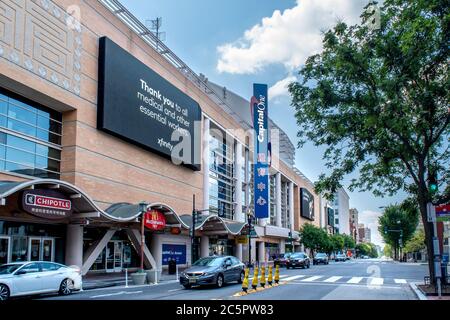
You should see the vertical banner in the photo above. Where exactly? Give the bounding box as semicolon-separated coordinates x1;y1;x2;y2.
252;83;269;219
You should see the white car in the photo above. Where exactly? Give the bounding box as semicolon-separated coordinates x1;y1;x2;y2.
0;261;82;300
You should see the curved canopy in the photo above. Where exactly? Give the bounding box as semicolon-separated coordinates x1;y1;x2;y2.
0;179;187;224
179;214;247;235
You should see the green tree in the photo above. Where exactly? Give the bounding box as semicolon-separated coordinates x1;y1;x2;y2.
343;234;356;249
356;242;378;258
383;244;393;258
404;229;426;254
299;224;330;255
330;234;345;253
378;200;419;260
288;0;449;282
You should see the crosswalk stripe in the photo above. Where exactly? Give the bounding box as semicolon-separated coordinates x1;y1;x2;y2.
301;276;323;282
323;276;342;283
347;277;363;284
279;275;289;278
394;279;407;284
283;275;306;281
368;277;384;285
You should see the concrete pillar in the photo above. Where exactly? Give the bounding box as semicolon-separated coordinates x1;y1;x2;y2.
258;241;265;263
276;172;282;227
235;142;244;222
280;239;286;254
244;148;249;208
149;234;162;270
200;236;209;257
288;181;294;232
65;224;83;268
251;239;257;263
235;243;243;261
203;117;210;210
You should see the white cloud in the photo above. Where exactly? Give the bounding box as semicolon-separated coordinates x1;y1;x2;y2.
359;210;384;247
217;0;367;74
268;75;297;100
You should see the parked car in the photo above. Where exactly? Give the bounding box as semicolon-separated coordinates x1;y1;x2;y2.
334;254;347;262
286;252;310;269
362;255;369;259
273;253;292;267
313;253;329;265
0;261;82;301
179;256;245;289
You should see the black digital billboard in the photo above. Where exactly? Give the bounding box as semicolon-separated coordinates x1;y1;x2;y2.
97;37;201;170
300;188;315;221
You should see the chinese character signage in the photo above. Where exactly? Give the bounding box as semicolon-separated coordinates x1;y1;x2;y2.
252;83;269;219
22;189;73;220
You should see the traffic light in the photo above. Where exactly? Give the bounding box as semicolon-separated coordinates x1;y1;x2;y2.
428;170;438;194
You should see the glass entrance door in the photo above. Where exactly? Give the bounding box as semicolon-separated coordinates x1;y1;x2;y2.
0;237;10;264
106;241;123;272
28;237;54;262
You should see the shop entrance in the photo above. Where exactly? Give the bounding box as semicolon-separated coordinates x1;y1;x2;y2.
28;237;54;262
106;241;123;273
0;236;10;264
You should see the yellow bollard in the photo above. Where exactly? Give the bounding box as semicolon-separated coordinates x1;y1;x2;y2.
251;266;259;290
260;265;266;288
268;265;273;286
242;268;249;293
274;264;280;284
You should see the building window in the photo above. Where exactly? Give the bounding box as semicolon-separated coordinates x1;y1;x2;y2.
0;90;61;179
208;126;235;220
269;175;276;225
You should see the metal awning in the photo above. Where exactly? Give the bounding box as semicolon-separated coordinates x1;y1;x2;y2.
179;214;247;235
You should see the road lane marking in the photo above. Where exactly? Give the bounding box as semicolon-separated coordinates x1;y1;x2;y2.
283;275;306;281
279;275;289;278
323;276;342;283
168;288;183;292
301;276;323;282
90;290;143;299
368;277;384;285
347;277;363;284
394;279;407;284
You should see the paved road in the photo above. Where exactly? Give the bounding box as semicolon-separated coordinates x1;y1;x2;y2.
38;259;427;300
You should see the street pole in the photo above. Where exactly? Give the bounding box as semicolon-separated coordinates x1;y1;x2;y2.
427;202;442;297
139;201;148;271
191;194;196;266
248;211;252;267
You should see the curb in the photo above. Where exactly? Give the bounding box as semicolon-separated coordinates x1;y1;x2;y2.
409;282;427;300
82;279;179;291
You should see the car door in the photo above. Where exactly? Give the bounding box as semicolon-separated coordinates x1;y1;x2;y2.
230;257;242;281
39;262;64;292
13;263;43;295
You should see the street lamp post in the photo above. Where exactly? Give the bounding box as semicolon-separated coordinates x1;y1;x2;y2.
247;209;253;267
139;201;148;271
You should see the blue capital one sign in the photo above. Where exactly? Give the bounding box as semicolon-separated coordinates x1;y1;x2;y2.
252;83;269;219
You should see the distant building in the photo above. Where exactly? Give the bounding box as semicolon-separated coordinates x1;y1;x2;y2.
332;188;350;235
358;223;371;243
349;208;359;243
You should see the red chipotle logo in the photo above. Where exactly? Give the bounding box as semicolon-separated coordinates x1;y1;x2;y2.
22;190;73;220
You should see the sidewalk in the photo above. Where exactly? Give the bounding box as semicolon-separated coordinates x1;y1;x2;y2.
82;270;182;290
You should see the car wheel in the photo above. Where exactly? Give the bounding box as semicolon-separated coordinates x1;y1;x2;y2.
216;274;224;288
183;284;191;289
238;271;245;284
0;284;10;301
286;265;290;269
59;278;74;296
307;263;310;269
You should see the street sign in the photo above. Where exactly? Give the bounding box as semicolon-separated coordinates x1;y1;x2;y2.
235;236;248;244
427;203;436;222
436;204;450;222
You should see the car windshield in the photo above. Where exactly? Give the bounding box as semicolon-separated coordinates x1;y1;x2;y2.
0;264;23;274
291;253;303;258
193;257;224;267
316;253;326;257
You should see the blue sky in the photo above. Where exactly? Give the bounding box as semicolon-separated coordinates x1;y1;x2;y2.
119;0;405;246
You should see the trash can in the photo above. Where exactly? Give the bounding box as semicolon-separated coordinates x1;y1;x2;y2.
168;258;177;275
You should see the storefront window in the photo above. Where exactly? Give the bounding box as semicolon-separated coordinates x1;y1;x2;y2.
0;89;61;179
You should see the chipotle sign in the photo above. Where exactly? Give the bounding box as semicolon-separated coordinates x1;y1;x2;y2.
22;190;73;220
144;210;166;231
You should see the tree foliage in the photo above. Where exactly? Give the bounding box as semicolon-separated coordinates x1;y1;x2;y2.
299;223;330;254
403;229;426;253
356;242;378;258
378;200;419;248
288;0;449;280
